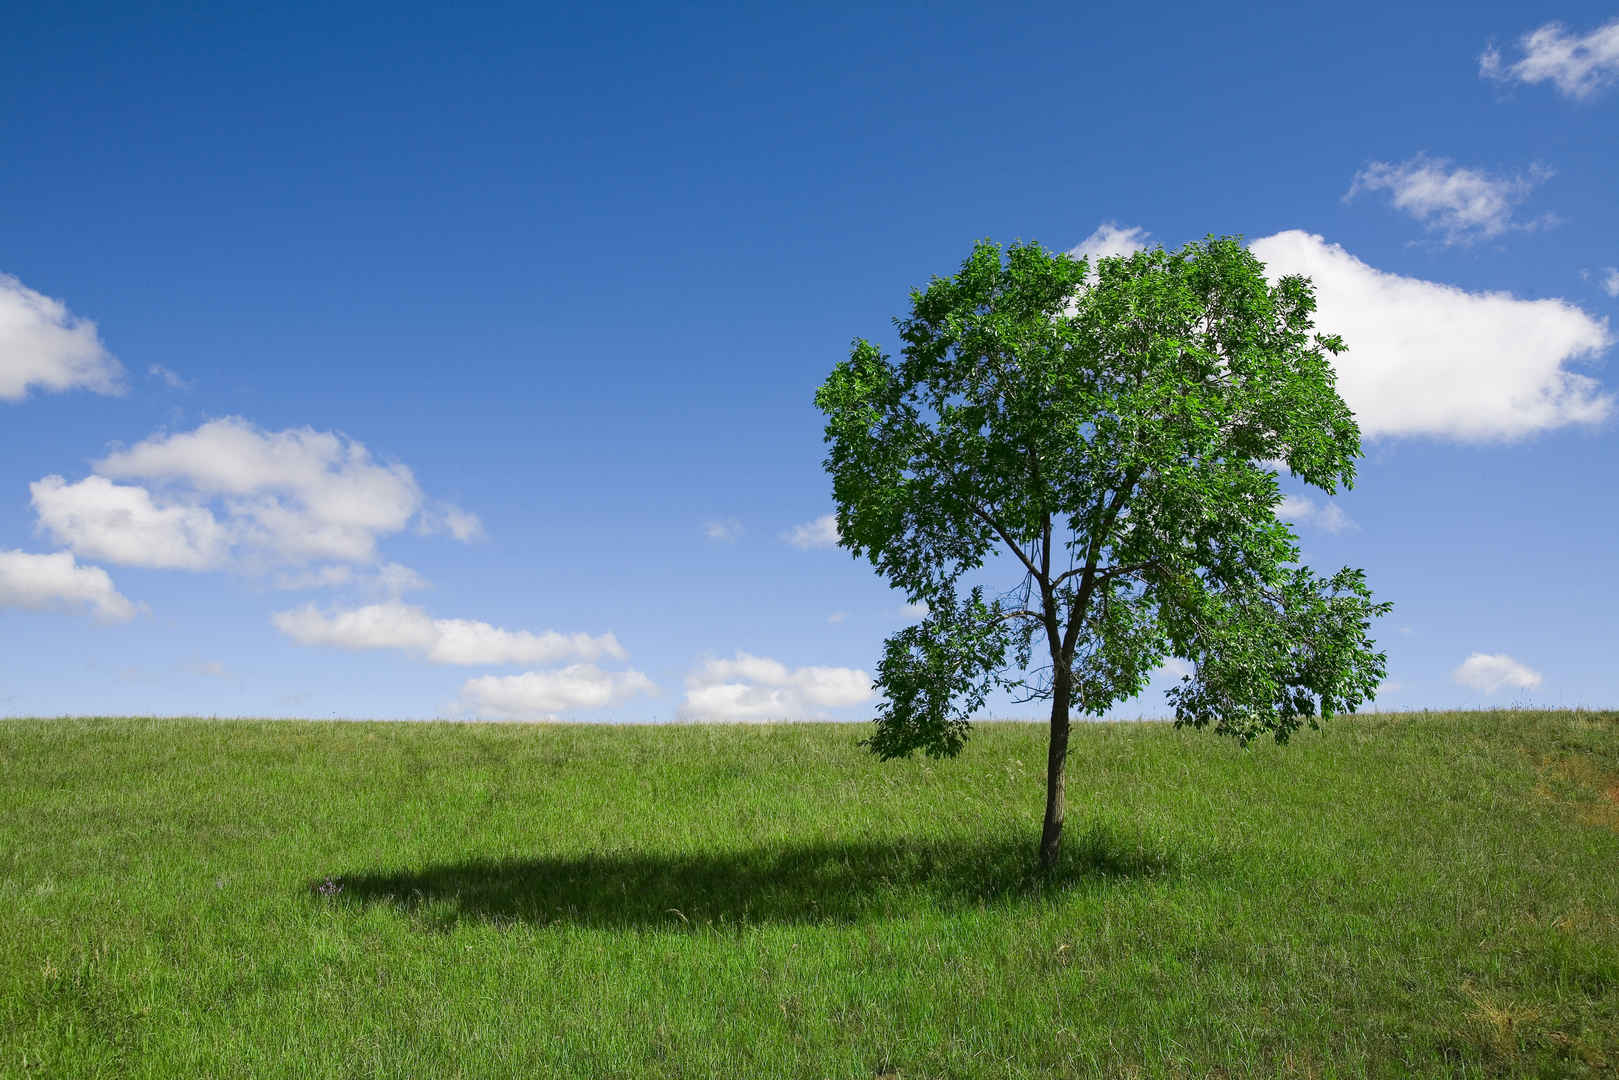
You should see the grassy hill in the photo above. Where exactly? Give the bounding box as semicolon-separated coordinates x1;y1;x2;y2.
2;710;1615;1078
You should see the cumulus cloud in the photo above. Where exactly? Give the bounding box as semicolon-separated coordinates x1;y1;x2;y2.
31;474;230;569
1278;494;1355;533
33;417;481;573
0;274;124;402
1452;652;1543;693
1480;17;1619;101
0;549;135;622
457;665;658;721
704;517;743;542
1343;153;1559;245
1248;230;1613;441
783;513;840;549
271;601;626;666
899;601;930;619
1067;222;1153;278
678;651;874;722
1599;268;1619;298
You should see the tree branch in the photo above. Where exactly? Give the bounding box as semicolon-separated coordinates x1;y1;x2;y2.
969;503;1045;586
984;609;1045;626
1059;467;1143;663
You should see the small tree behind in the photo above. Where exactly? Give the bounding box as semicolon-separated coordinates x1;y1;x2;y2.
815;236;1391;869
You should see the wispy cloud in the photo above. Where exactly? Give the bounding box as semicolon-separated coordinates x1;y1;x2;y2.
148;364;191;390
782;513;840;550
1279;494;1356;533
704;517;743;542
1343;153;1559;246
0;273;124;402
1480;16;1619;101
272;561;428;596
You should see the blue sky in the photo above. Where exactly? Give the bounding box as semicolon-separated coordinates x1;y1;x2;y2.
2;1;1616;723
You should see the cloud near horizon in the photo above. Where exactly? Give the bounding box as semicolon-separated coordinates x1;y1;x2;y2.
1;274;124;402
271;602;626;666
1452;652;1543;694
456;665;658;722
679;651;874;722
31;417;483;574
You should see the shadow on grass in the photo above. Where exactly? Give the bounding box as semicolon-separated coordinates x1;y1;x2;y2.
318;821;1181;930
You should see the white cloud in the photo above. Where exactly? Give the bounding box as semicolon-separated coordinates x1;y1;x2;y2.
420;502;484;542
1278;494;1355;533
1601;268;1619;298
34;416;480;573
1452;652;1543;693
0;274;124;402
372;562;429;596
783;513;840;549
1060;222;1155;316
1248;230;1614;441
456;665;658;721
1067;222;1153;278
704;517;743;542
272;560;428;595
274;564;356;590
148;364;190;389
1157;657;1194;680
678;650;874;722
899;600;930;619
1480;17;1619;101
1344;153;1558;245
271;601;626;666
31;474;230;569
0;549;135;622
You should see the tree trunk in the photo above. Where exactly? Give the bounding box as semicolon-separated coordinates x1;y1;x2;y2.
1039;672;1072;870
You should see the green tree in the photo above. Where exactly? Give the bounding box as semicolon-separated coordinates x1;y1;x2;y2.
815;236;1391;869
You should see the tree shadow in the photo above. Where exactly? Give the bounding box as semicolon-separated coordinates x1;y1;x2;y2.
316;821;1183;931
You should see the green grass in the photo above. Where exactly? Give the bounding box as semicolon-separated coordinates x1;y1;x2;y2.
2;710;1616;1078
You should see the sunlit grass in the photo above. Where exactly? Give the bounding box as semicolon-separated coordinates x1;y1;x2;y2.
2;709;1616;1077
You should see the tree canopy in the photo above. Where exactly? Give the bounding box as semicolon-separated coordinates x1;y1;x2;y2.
815;235;1391;864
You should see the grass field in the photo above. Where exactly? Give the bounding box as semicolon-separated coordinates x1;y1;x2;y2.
1;709;1616;1078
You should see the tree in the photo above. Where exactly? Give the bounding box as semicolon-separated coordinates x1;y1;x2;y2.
814;235;1391;869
